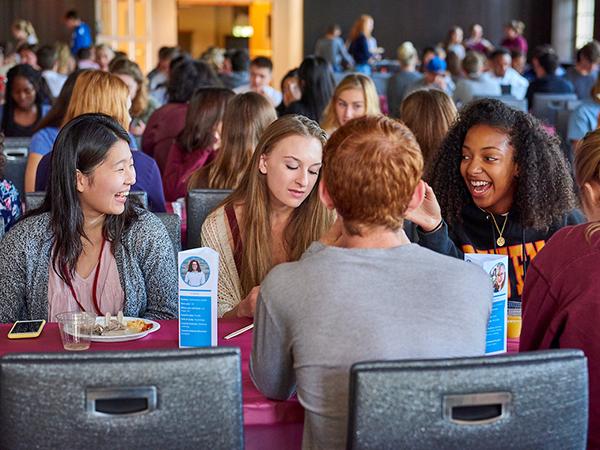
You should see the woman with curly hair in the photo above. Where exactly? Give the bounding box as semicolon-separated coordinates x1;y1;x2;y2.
408;98;584;312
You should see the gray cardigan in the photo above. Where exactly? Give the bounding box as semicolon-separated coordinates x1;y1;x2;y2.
0;210;178;323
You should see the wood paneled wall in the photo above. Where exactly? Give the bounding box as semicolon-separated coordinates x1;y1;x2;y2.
0;0;95;49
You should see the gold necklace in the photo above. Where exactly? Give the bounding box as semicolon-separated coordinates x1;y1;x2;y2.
479;207;509;246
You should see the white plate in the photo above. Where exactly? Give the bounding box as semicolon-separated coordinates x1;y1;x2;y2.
87;317;161;343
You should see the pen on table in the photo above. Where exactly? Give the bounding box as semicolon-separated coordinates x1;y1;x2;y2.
223;324;254;340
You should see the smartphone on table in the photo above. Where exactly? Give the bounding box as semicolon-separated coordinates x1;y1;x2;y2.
7;320;46;339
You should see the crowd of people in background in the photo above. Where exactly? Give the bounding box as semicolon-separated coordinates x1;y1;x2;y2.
2;9;600;449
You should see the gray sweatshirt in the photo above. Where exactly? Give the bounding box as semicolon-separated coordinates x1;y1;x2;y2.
0;210;178;322
251;242;491;450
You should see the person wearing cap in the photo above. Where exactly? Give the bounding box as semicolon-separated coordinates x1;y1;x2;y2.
407;55;455;97
386;41;424;118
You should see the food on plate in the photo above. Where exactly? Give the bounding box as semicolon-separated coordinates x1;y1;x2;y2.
127;319;153;333
92;312;152;336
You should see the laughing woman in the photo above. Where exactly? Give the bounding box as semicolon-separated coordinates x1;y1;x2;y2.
407;99;583;311
0;114;178;323
200;115;334;318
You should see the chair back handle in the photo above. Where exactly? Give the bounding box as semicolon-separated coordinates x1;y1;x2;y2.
86;386;157;417
443;392;511;425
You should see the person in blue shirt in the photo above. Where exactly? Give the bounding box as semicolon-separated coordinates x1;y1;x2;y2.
64;10;92;56
568;76;600;150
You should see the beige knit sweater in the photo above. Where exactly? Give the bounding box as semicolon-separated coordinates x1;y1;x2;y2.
200;206;243;317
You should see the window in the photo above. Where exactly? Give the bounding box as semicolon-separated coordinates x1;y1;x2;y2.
576;0;595;49
95;0;150;71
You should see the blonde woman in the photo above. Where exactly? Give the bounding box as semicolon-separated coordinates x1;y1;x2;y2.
12;19;38;47
201;115;334;317
387;41;423;118
188;92;277;190
95;43;115;71
321;74;380;135
520;128;600;447
110;58;159;136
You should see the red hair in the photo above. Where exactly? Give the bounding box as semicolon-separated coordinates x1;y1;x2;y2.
323;115;423;234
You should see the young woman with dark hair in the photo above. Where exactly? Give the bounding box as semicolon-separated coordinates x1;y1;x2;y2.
275;69;301;117
0;113;177;323
0;132;22;235
162;87;234;201
142;59;222;173
188;92;277;190
0;64;51;137
284;56;334;122
407;99;583;314
24;69;85;192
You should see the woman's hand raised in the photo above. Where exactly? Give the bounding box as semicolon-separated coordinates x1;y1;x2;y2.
405;182;443;232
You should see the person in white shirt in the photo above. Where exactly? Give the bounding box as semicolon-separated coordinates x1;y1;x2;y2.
184;260;207;287
453;51;501;107
36;45;67;99
234;56;282;107
485;48;529;100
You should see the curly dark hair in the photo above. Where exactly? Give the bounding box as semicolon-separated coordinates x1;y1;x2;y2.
428;99;577;230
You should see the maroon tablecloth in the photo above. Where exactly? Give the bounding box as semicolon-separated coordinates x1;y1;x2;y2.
0;318;304;450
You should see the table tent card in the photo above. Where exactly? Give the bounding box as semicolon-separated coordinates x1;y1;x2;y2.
178;248;218;348
464;253;508;355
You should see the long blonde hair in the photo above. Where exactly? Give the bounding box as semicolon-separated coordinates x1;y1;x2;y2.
575;129;600;239
225;115;333;296
12;19;38;44
63;71;131;129
321;74;380;133
188;92;277;190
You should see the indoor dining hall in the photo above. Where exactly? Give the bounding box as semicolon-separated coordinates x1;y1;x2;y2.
1;0;600;448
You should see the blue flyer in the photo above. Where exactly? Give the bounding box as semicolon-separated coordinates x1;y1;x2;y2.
178;248;218;348
464;253;508;354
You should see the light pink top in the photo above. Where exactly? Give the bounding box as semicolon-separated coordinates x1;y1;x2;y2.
47;243;125;322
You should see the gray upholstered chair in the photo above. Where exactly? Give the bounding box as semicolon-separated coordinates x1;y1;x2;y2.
3;137;30;157
186;189;232;249
24;191;46;211
347;349;588;450
155;212;182;255
0;348;243;450
4;154;27;198
531;93;578;127
130;191;149;209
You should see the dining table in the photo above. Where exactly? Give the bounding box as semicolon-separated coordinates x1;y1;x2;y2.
0;318;305;450
0;317;521;449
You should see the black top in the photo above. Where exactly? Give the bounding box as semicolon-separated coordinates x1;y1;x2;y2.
416;202;585;305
